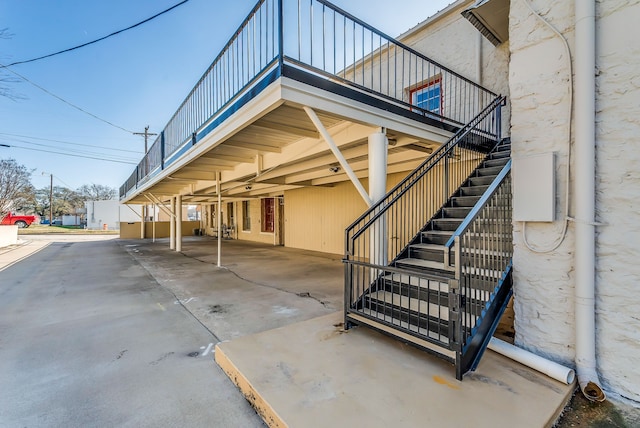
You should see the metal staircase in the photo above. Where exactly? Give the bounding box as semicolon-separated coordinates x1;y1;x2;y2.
345;97;513;379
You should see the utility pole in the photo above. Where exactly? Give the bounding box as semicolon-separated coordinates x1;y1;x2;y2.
42;172;53;226
133;125;158;153
133;126;157;225
49;174;53;226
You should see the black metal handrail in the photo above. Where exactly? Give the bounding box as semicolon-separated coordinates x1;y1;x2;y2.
122;0;279;198
344;95;504;263
120;0;499;198
285;0;496;127
343;138;512;379
449;160;512;379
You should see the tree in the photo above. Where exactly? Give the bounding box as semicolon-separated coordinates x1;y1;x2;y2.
52;186;84;217
26;183;116;221
77;184;116;201
0;28;24;101
0;158;34;219
31;187;50;218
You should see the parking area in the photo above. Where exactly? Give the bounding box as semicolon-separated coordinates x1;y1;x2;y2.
118;236;344;341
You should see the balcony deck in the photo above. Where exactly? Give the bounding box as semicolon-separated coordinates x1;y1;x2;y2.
120;0;497;205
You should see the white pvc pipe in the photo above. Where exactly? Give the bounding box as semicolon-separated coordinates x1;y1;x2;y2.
488;338;575;385
176;194;182;252
303;106;373;207
170;197;176;250
574;0;605;402
368;131;388;266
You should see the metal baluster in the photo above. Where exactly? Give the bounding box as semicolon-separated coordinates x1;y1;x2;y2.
333;9;336;75
352;19;355;82
322;4;326;71
343;15;346;79
310;0;313;66
298;0;301;60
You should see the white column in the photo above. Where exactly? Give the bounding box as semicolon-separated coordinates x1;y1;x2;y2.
202;204;211;233
176;194;182;252
140;205;145;239
217;172;222;267
199;204;203;233
369;131;388;266
170;196;176;250
152;204;156;243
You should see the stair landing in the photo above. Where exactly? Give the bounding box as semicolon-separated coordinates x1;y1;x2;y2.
215;312;574;428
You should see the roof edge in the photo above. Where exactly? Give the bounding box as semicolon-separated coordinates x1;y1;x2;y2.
396;0;473;42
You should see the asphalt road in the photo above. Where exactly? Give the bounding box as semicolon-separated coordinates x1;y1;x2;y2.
0;237;263;427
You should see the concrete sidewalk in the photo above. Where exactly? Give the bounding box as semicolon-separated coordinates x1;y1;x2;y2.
121;237;574;427
216;312;572;428
0;239;50;271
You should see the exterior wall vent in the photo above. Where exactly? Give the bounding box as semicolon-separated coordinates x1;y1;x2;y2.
462;0;510;46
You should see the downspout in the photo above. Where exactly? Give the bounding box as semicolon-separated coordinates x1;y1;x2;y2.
574;0;605;402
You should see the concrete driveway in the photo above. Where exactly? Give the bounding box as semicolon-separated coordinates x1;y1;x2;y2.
0;236;263;427
119;237;344;341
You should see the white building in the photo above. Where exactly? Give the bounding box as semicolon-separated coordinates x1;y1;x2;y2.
85;200;144;230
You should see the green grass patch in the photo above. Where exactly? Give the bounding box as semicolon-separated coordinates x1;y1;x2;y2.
18;225;119;235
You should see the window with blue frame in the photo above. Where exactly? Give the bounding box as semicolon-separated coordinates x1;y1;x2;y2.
410;78;442;114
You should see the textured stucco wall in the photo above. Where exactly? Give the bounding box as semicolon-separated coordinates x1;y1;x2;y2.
593;0;640;401
509;0;640;402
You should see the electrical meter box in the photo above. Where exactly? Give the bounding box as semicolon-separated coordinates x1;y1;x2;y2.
512;152;556;222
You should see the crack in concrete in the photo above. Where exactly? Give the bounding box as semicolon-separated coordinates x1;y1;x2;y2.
182;252;331;309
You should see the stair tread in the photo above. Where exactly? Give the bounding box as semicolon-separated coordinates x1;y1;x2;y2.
460;248;511;257
349;311;454;358
366;290;478;328
368;290;450;321
410;243;446;251
383;273;450;292
422;230;454;236
395;258;452;273
483;159;509;167
359;309;451;345
461;266;505;278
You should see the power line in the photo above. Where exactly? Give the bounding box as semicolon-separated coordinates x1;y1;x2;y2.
3;144;137;165
2;0;190;68
0;64;134;133
2;138;140;162
45;174;73;189
0;132;143;154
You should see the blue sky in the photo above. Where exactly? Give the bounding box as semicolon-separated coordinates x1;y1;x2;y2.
0;0;453;193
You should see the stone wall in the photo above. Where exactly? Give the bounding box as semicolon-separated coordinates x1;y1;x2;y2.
509;0;640;402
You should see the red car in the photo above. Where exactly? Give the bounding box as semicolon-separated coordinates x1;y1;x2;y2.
0;212;38;228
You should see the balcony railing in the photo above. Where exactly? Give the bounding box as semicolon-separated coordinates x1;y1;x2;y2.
448;160;512;379
120;0;497;198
